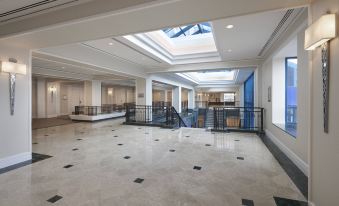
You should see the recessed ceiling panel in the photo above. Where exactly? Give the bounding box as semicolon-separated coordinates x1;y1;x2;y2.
83;38;162;67
212;10;287;61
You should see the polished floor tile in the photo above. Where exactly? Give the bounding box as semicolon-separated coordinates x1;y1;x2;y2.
0;118;306;206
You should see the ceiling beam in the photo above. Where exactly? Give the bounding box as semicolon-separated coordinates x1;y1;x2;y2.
0;0;309;49
150;59;263;73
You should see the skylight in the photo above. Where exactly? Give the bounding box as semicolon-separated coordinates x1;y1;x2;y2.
177;70;239;84
163;22;212;38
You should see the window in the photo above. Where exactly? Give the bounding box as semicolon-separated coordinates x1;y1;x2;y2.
244;73;254;128
162;22;212;38
224;93;235;102
285;57;298;136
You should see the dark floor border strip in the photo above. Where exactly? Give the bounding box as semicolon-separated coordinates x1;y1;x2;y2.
123;122;174;129
71;115;125;122
0;153;52;174
258;133;308;199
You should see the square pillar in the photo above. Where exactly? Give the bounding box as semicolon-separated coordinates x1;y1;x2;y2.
188;89;195;109
84;80;101;106
135;77;152;122
172;86;181;113
135;77;152;106
37;78;46;118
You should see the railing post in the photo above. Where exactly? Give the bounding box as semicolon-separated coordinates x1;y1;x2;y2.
261;108;264;132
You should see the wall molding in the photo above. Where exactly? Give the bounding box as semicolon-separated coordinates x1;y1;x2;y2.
265;129;309;176
0;152;32;169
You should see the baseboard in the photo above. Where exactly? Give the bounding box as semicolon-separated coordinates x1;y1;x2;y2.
308;201;316;206
0;152;32;169
265;129;309;176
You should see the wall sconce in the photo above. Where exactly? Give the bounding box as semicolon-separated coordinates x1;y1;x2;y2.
49;86;57;102
304;13;337;133
0;59;27;115
108;88;113;96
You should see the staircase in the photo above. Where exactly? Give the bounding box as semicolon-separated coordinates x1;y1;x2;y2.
205;109;214;129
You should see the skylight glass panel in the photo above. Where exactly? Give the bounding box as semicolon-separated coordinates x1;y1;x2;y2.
163;22;212;38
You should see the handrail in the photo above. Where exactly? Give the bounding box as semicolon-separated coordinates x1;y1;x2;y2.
125;105;187;128
213;107;264;132
170;106;187;127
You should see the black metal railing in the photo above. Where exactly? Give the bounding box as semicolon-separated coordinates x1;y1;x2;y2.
125;105;187;128
213;107;264;132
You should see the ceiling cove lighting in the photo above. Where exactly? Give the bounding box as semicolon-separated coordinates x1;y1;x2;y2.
226;24;234;29
304;13;337;133
0;59;27;115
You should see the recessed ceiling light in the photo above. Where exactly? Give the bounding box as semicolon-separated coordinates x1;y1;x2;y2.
227;49;232;52
108;42;114;46
62;66;65;69
226;24;234;29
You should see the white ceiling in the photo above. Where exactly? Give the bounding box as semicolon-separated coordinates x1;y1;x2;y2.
32;52;133;83
30;6;306;88
0;0;92;25
82;38;164;68
213;10;286;61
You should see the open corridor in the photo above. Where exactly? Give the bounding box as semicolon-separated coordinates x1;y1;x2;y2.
0;119;306;206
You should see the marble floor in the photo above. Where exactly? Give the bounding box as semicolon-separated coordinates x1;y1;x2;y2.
0;118;306;206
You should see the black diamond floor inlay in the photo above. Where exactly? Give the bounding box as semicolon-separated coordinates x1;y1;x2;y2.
134;178;144;183
193;166;202;170
72;148;78;151
235;140;240;141
205;144;211;147
124;156;131;159
154;139;159;141
118;144;123;146
44;134;49;137
63;164;73;169
242;198;254;206
112;130;115;131
273;197;308;206
185;136;190;137
47;195;63;203
169;149;176;152
77;138;82;141
114;135;118;137
32;142;38;145
237;157;244;160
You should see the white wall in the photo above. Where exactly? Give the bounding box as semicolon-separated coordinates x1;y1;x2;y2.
309;1;339;205
259;11;309;175
0;42;32;168
102;85;135;104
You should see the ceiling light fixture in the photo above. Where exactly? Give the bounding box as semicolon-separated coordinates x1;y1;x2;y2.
226;24;234;29
108;42;114;46
227;49;232;52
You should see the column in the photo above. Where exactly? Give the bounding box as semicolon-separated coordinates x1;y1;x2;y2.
84;80;102;106
135;77;152;122
135;77;152;106
188;89;195;109
172;86;181;113
37;78;46;118
164;90;168;102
